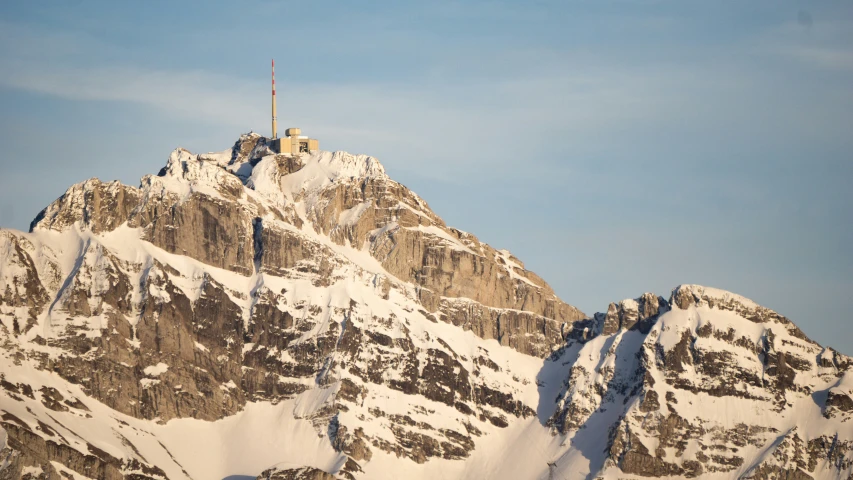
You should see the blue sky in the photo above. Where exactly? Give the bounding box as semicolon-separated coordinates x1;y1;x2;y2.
1;1;851;352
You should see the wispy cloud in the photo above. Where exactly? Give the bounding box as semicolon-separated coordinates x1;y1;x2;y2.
0;63;263;123
749;16;853;72
1;10;851;184
0;31;693;182
782;46;853;72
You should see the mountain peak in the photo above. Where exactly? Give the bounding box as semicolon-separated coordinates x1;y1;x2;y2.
4;133;850;480
23;132;584;343
670;284;760;310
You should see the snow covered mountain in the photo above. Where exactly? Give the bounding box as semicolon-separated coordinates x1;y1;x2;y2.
0;134;850;480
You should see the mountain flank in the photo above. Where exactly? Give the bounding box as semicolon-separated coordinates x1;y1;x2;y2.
0;134;850;479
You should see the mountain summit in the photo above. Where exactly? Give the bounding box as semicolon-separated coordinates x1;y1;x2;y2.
0;135;850;479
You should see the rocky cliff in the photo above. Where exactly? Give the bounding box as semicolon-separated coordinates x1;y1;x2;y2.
0;134;850;479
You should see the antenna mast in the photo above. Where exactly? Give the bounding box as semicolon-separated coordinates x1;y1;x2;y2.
271;59;277;139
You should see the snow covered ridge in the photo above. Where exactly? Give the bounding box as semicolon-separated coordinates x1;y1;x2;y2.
0;133;851;479
158;133;388;197
26;132;584;330
672;284;760;313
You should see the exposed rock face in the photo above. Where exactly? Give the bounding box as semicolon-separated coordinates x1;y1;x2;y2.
0;232;54;334
550;286;853;479
598;292;665;335
257;467;336;480
29;179;140;235
27;135;584;351
0;134;850;480
257;466;337;480
0;420;167;480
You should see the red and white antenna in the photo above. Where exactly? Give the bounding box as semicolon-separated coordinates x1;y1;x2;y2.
271;59;278;139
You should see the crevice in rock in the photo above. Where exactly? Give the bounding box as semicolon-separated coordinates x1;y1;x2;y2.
253;217;264;274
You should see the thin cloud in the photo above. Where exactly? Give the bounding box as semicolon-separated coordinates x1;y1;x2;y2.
783;46;853;72
1;13;851;183
0;63;263;126
0;53;690;182
750;16;853;72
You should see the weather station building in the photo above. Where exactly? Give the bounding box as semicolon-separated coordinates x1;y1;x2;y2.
269;59;319;155
272;127;318;155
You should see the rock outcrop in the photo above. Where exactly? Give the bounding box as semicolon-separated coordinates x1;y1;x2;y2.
550;286;853;479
